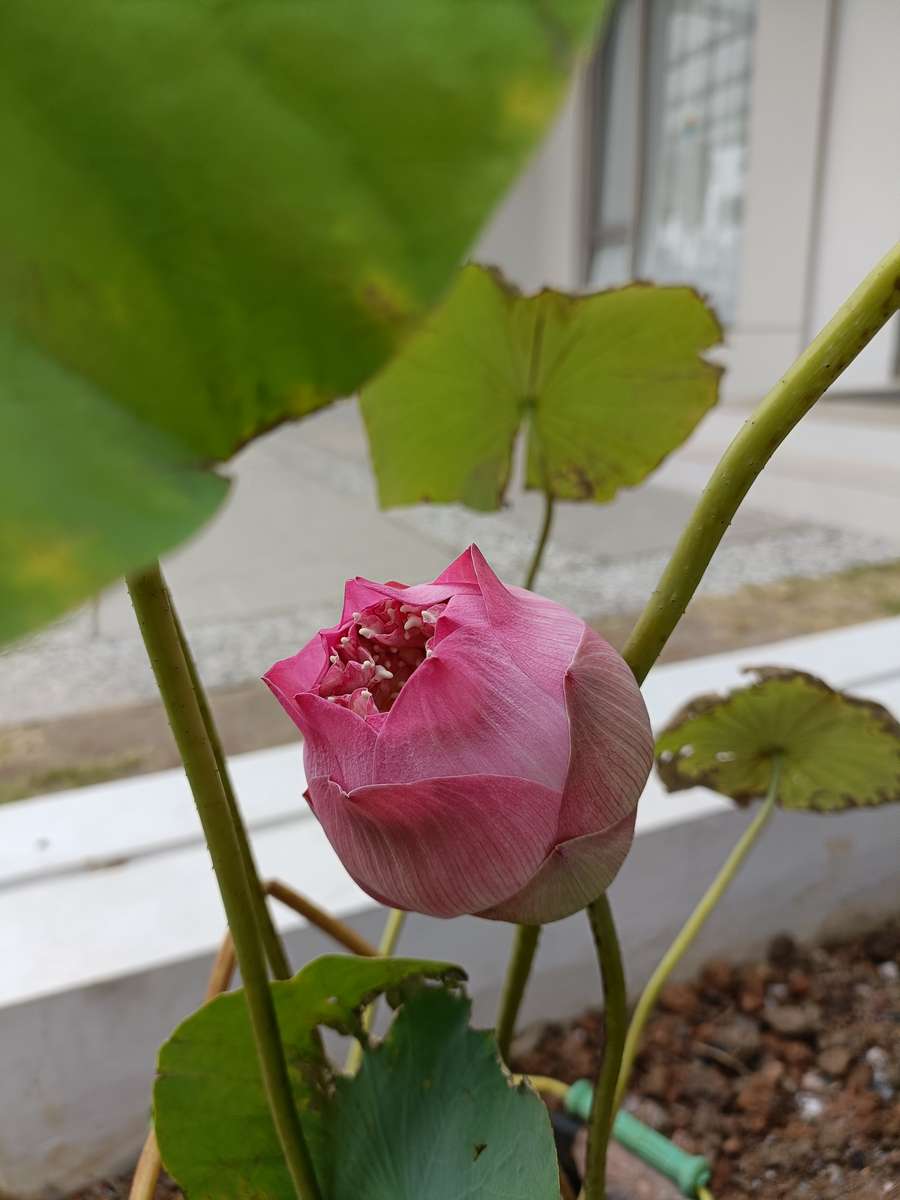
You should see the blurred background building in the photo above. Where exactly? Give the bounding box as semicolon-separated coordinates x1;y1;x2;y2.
478;0;900;402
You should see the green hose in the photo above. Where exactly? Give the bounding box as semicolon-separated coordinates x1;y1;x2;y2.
565;1079;711;1197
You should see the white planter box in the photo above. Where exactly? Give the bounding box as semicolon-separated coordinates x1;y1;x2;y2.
2;619;899;1196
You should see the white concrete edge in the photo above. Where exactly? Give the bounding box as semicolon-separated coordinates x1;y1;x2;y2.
3;617;899;1008
5;615;898;881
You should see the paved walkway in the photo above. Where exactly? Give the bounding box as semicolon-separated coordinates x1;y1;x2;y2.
3;398;900;724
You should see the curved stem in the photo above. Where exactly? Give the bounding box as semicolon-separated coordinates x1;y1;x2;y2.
583;895;627;1200
266;879;377;958
345;908;408;1074
623;242;900;684
613;761;782;1114
129;929;238;1200
128;565;321;1200
523;491;555;590
375;906;407;958
173;608;291;982
495;924;541;1062
512;1073;569;1100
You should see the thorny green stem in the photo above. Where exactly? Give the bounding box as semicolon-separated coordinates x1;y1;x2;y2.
172;607;291;982
345;908;407;1075
623;242;900;684
495;924;541;1063
128;565;321;1200
583;895;628;1200
613;761;782;1115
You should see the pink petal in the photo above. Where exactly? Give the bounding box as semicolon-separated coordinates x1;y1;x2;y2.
429;590;490;649
466;544;585;701
263;635;329;725
432;545;481;586
476;809;637;925
557;627;653;842
293;693;377;792
341;577;400;621
340;574;480;624
307;773;560;917
374;626;570;791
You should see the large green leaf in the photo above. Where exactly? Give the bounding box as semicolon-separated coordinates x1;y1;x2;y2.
656;668;900;811
1;1;606;644
360;264;722;510
155;956;465;1199
328;987;559;1200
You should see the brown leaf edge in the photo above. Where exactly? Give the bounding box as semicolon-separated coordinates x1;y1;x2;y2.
655;666;900;810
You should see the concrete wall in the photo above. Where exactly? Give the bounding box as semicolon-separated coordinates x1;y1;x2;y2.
728;0;834;400
807;0;900;391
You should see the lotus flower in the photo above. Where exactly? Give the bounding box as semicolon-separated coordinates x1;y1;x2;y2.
265;546;652;924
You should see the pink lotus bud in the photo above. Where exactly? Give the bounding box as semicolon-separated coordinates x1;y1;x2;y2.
264;546;652;924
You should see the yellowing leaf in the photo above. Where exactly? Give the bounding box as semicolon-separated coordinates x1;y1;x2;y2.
656;668;900;812
361;265;722;510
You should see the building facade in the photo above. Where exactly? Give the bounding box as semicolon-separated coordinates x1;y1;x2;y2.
477;0;900;402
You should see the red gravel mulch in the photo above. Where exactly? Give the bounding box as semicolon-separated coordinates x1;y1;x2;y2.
511;922;900;1198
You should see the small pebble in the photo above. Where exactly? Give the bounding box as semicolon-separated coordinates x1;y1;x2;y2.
797;1092;826;1120
801;1071;827;1092
819;1045;853;1077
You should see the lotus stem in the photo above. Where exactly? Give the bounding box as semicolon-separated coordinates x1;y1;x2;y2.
613;761;782;1114
345;907;407;1074
128;564;321;1200
623;241;900;683
495;924;542;1062
524;491;555;590
266;879;377;958
512;1073;569;1100
172;607;291;981
128;927;238;1200
583;894;627;1200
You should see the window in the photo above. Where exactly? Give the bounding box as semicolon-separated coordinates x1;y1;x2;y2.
588;0;756;326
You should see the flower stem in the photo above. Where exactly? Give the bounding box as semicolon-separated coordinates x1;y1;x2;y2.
523;491;555;590
613;761;782;1115
171;606;292;982
375;906;407;957
623;242;900;685
495;924;541;1062
266;879;378;958
583;894;627;1200
128;565;321;1200
345;907;408;1074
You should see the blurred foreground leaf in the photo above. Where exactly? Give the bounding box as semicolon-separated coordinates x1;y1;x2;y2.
1;0;605;643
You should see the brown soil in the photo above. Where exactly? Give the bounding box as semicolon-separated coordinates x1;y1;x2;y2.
512;923;900;1199
4;560;900;807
